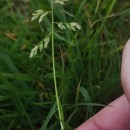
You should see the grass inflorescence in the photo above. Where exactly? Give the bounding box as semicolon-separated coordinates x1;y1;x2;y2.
0;0;130;129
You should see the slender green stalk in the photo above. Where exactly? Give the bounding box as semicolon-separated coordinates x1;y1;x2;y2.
51;0;64;130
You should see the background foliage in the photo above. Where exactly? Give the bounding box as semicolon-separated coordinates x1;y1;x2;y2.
0;0;130;129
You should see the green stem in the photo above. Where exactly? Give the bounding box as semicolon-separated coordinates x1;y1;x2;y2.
51;1;64;130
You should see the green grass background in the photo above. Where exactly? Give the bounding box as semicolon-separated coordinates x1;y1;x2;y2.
0;0;130;129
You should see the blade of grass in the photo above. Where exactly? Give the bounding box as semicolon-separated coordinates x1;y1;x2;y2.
40;103;57;130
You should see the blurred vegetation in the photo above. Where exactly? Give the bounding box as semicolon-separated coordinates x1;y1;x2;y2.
0;0;130;129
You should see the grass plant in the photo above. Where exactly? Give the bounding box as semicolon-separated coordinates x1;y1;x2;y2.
0;0;130;129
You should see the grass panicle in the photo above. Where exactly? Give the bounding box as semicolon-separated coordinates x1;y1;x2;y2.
0;0;130;129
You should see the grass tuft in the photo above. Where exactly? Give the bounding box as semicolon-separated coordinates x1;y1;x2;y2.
0;0;130;129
